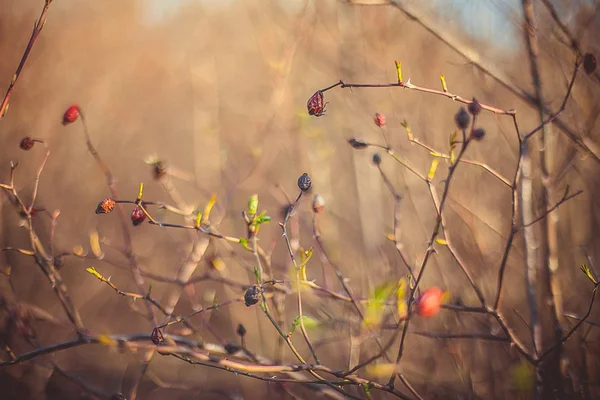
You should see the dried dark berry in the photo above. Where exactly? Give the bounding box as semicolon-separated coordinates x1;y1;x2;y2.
348;138;369;149
584;53;597;74
152;161;167;180
96;198;116;214
54;255;65;269
19;136;35;151
297;173;312;192
372;153;382;166
62;105;80;125
237;323;247;337
244;284;261;307
471;128;486;141
131;206;147;226
467;98;482;116
454;107;471;130
307;91;327;117
312;194;325;214
224;343;242;354
151;327;164;345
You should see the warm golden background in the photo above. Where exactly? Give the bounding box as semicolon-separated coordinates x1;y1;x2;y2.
1;0;600;399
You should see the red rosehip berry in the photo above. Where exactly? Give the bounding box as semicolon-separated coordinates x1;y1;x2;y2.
416;287;443;317
374;113;386;127
62;105;80;125
19;136;35;150
131;206;147;226
307;91;327;117
151;327;164;345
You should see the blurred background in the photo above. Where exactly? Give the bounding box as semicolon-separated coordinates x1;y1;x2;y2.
1;0;599;399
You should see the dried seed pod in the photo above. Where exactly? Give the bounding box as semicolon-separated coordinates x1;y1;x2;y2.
151;327;165;345
312;194;325;214
471;128;486;141
584;53;597;74
96;198;116;214
236;323;247;337
244;284;261;307
62;105;80;125
307;91;326;117
454;107;470;130
374;113;386;127
372;153;382;166
467;98;482;116
19;136;35;151
131;206;147;226
297;173;312;192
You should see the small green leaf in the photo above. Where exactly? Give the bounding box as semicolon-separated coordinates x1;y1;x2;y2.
239;238;250;250
248;194;258;216
580;264;598;284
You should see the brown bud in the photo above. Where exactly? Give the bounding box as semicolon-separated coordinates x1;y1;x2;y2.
454;107;471;130
471;128;486;141
468;98;482;116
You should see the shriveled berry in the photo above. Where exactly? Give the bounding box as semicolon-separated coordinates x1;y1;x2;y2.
131;206;147;226
372;153;382;166
307;91;327;117
416;287;443;317
19;136;35;150
54;255;65;269
584;53;597;74
348;138;369;149
312;194;325;214
224;343;242;354
468;98;482;116
62;105;80;125
152;161;167;180
454;107;470;130
244;284;261;307
96;198;116;214
297;173;311;192
471;128;486;141
237;323;247;337
374;113;386;127
151;327;164;345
